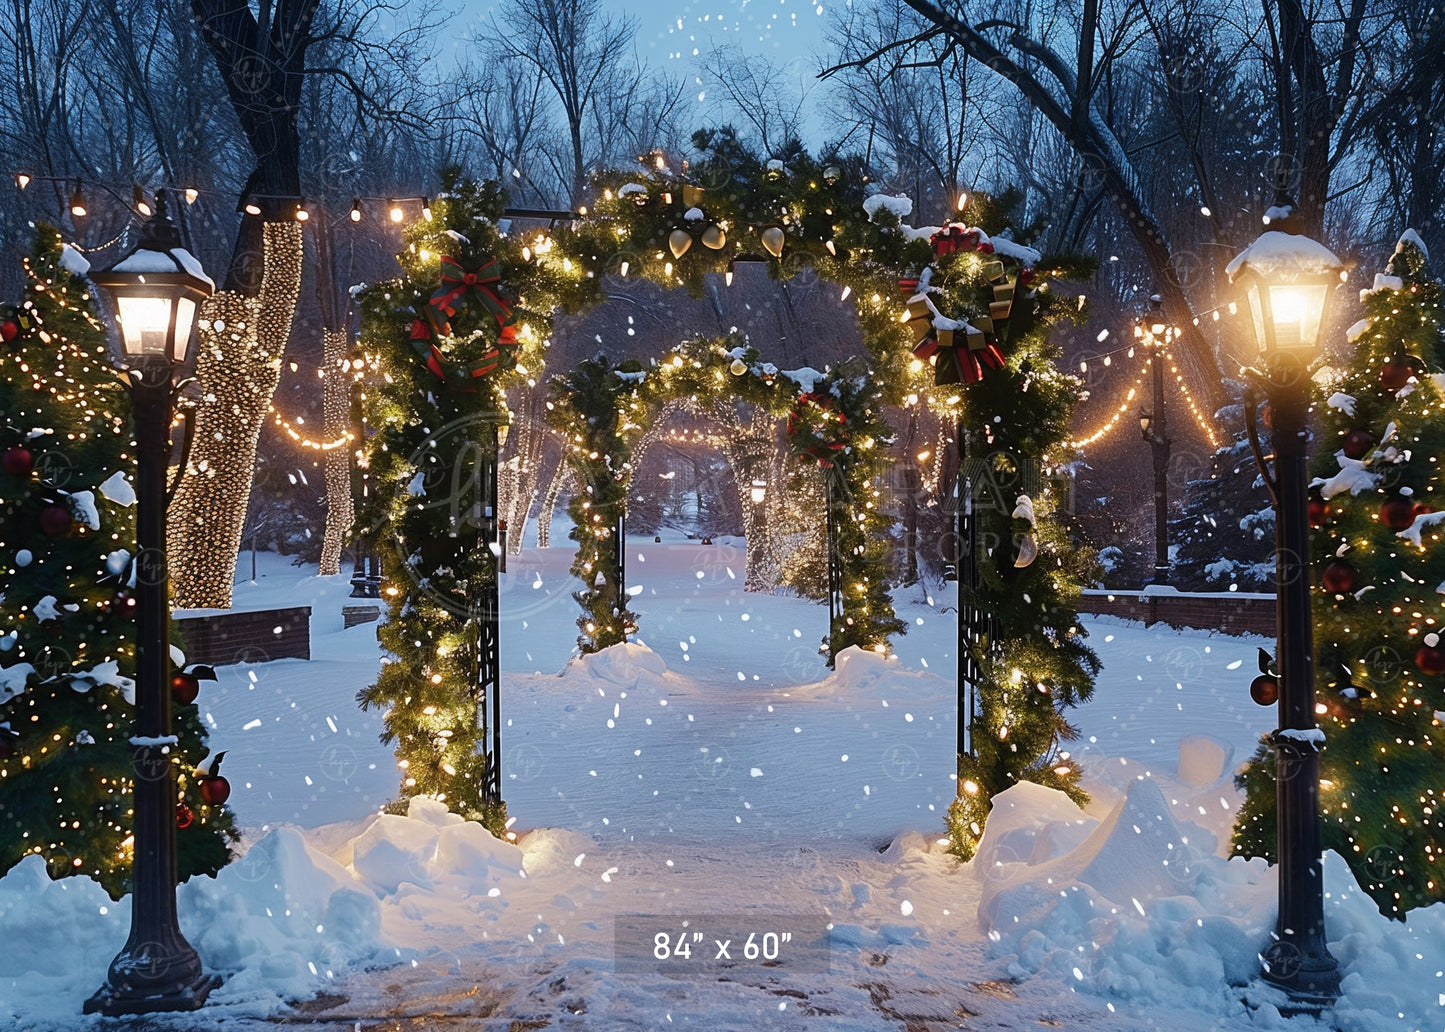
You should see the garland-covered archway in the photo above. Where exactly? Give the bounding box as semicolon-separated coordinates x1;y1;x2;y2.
544;337;899;660
354;145;1100;857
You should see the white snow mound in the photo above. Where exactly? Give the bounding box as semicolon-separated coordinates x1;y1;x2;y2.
568;641;668;687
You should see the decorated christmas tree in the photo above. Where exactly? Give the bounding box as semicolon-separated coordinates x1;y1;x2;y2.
0;228;235;897
1233;230;1445;917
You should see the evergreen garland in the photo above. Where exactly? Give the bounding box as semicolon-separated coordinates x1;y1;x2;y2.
1233;231;1445;917
0;228;236;897
354;172;576;829
914;197;1102;860
546;355;648;653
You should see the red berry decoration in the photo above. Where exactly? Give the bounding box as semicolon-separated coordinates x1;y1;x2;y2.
1416;634;1445;675
175;803;194;829
1308;496;1329;528
1249;673;1279;706
170;671;200;705
39;504;71;536
1;447;33;477
1342;430;1375;459
1381;357;1415;391
198;751;231;806
1381;495;1417;531
1321;560;1357;594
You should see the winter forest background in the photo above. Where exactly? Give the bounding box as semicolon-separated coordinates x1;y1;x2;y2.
2;0;1441;586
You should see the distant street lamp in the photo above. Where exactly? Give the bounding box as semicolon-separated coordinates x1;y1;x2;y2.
1137;298;1172;585
85;192;218;1015
1229;198;1347;1008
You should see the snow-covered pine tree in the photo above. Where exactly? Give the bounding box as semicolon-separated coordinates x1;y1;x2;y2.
1233;229;1445;917
1169;412;1277;592
0;228;235;896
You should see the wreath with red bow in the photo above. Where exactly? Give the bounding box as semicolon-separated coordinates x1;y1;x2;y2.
786;391;851;468
408;254;519;391
905;225;1036;387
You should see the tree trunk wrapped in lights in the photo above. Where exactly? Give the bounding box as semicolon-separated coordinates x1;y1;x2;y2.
168;222;304;609
318;329;355;576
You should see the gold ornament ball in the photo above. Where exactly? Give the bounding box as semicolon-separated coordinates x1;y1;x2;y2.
701;225;727;250
761;226;786;258
668;229;693;259
729;358;747;376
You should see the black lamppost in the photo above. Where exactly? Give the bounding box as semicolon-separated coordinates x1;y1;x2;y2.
85;193;219;1015
1137;299;1172;584
1229;200;1346;1008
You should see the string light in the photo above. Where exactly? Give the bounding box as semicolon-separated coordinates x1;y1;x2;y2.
267;404;354;450
1068;359;1151;449
1163;348;1222;449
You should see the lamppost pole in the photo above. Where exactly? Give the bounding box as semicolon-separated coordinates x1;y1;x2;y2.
1139;304;1172;585
85;192;218;1015
1261;350;1338;1004
1229;197;1346;1009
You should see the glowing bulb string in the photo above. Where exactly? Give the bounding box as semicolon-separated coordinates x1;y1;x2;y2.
1066;358;1152;449
266;404;355;451
1162;349;1223;449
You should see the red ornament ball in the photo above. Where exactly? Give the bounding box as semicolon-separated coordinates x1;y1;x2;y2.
1321;560;1357;594
1381;495;1418;531
1308;496;1329;528
200;774;231;806
175;803;194;829
198;751;230;805
170;672;200;706
39;504;72;536
0;320;18;342
1415;644;1445;676
2;447;33;477
1381;357;1415;391
1249;673;1279;706
1342;430;1375;459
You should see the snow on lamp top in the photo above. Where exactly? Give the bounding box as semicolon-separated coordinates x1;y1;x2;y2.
90;191;213;368
1227;207;1345;356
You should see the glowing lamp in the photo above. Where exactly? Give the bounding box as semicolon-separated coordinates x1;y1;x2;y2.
90;192;213;369
1227;211;1345;357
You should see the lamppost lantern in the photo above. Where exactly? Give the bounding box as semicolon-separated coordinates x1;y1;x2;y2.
1227;208;1345;360
1138;410;1153;438
84;190;218;1017
1229;196;1344;1009
749;479;767;505
90;192;213;372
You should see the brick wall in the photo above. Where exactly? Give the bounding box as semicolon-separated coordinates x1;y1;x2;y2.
174;606;311;666
1078;588;1276;637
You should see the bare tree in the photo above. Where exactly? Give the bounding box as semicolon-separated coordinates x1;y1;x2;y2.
700;45;810;158
824;0;1385;404
485;0;638;206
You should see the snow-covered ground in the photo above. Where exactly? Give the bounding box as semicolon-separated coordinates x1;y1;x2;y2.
1;538;1439;1031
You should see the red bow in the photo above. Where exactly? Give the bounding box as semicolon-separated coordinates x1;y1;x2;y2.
430;256;513;327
